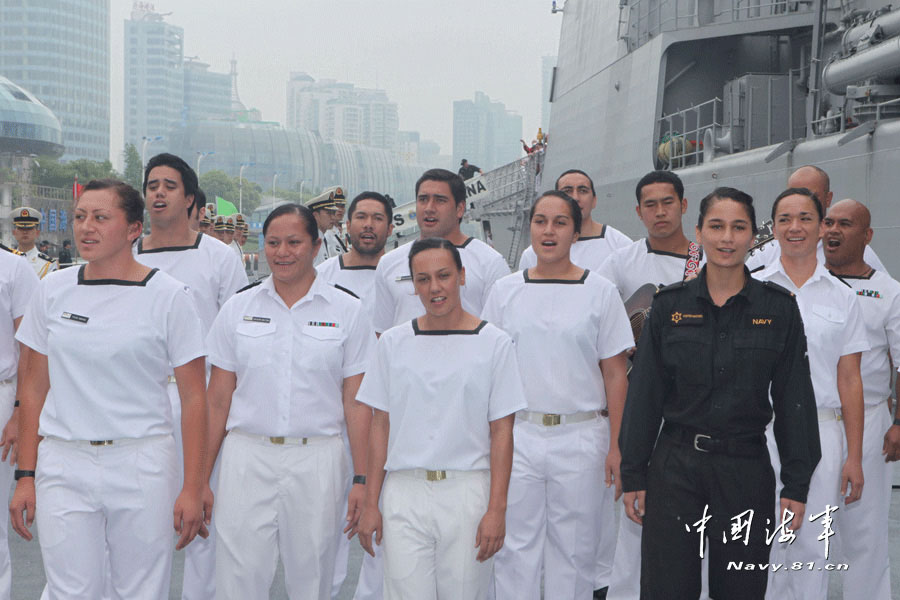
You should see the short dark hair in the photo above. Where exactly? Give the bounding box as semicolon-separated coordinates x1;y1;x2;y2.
555;169;595;196
635;170;684;204
143;153;200;216
772;187;823;221
348;191;393;222
698;187;757;234
530;190;583;234
62;240;71;247
263;203;318;241
80;179;144;226
415;169;466;206
408;237;463;276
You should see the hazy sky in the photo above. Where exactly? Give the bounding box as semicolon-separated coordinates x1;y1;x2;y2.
109;0;562;167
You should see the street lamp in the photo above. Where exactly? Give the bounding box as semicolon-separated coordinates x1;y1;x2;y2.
141;136;164;167
196;151;215;175
272;172;279;196
239;162;255;214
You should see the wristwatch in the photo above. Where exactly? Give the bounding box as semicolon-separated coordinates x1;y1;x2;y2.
352;475;366;485
14;470;35;481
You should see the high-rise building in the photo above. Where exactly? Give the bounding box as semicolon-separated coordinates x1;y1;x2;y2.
124;3;184;156
0;0;110;161
183;59;230;122
452;91;522;171
286;73;399;151
542;55;557;133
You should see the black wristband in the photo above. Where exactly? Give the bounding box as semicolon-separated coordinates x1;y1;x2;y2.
893;418;900;427
13;401;18;408
353;475;366;485
14;470;35;481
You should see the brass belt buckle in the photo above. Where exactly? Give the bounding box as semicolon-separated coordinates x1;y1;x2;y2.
542;413;561;426
693;434;711;452
426;470;446;481
269;436;285;445
90;440;113;446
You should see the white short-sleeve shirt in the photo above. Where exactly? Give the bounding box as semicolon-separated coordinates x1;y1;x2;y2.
206;274;375;438
16;266;205;440
0;249;39;381
316;254;377;322
756;261;869;408
357;320;526;472
135;232;249;335
519;224;632;272
831;270;900;405
373;237;510;333
747;239;886;275
596;239;705;300
482;270;634;414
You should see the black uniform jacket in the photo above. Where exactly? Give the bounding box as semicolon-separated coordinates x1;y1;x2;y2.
619;267;821;503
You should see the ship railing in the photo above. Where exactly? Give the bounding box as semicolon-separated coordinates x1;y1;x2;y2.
622;0;813;48
810;107;846;136
657;97;722;169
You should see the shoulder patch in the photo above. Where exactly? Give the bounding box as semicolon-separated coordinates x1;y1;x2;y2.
236;280;262;294
0;243;22;256
334;283;360;299
655;281;686;296
38;252;53;262
762;280;795;297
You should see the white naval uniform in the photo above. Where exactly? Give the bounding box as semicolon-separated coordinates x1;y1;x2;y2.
23;246;58;279
206;274;374;600
315;254;377;598
325;227;348;257
518;224;631;272
357;319;526;600
135;232;248;600
595;238;706;599
483;270;634;600
229;239;243;261
314;229;331;267
16;266;205;600
0;249;39;599
746;238;887;274
829;269;900;600
355;236;509;600
755;261;869;600
372;237;510;334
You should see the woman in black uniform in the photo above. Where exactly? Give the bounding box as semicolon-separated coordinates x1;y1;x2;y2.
618;187;821;599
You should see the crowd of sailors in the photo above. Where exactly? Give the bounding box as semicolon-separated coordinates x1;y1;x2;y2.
0;152;896;600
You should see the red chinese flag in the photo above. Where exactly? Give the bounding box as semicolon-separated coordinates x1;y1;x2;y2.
72;176;84;200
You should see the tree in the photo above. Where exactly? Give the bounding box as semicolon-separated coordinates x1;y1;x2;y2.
122;144;143;190
198;170;262;215
31;156;118;189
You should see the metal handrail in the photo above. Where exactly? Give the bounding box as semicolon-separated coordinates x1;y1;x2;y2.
657;97;722;168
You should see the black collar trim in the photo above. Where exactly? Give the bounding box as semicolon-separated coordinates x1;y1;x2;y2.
412;318;488;336
78;265;158;286
579;224;607;241
339;255;376;271
456;237;474;249
828;268;876;281
644;238;692;259
136;233;203;254
523;268;589;284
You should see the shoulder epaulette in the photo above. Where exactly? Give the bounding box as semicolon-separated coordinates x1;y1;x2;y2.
236;280;262;294
827;272;853;288
654;281;686;296
37;252;53;262
762;280;795;297
0;243;23;256
334;283;359;299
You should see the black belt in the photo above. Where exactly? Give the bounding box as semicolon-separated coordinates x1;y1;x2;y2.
662;422;766;458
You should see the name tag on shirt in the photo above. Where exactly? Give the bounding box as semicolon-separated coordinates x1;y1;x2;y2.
61;312;89;324
670;311;703;325
749;315;776;327
243;316;271;323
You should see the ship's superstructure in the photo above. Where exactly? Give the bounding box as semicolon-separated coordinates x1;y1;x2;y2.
523;0;900;272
